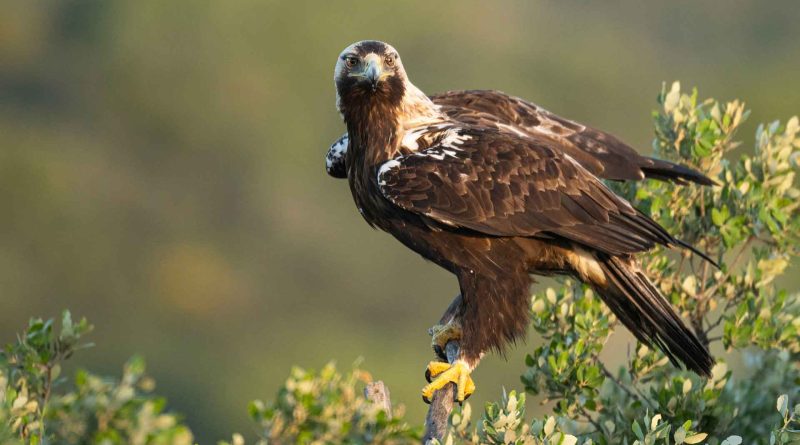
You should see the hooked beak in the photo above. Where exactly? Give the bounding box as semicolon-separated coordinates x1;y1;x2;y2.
364;59;382;91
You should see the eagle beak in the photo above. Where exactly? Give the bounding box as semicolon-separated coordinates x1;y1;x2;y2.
364;59;382;91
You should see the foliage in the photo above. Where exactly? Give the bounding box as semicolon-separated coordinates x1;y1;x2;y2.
441;390;580;445
2;83;799;444
0;311;192;445
239;362;419;444
516;82;800;444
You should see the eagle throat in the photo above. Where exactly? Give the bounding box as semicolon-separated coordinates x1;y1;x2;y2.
341;78;442;228
340;87;404;228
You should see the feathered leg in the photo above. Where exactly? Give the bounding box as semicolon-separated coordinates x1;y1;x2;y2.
422;294;476;403
422;269;532;403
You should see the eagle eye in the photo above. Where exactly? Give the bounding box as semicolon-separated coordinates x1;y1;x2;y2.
384;55;396;67
345;56;359;68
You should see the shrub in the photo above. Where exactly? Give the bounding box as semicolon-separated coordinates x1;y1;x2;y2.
0;312;192;445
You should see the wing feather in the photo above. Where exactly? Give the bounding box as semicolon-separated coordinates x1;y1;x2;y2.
379;128;682;255
432;90;714;185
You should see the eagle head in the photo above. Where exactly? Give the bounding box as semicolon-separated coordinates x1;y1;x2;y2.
334;40;407;114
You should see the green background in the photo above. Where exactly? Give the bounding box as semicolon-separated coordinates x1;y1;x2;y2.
1;1;798;442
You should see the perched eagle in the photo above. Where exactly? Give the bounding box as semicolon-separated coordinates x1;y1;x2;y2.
331;40;714;403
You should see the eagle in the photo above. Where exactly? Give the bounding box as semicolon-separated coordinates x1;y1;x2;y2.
331;40;715;403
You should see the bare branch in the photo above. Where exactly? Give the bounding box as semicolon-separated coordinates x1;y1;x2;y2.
365;381;393;419
421;294;465;444
422;340;459;445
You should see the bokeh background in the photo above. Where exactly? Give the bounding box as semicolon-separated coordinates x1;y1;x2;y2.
1;1;799;442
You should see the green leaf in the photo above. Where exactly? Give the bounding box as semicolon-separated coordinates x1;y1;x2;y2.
562;434;578;445
544;416;556;437
685;433;708;444
777;394;789;417
61;310;74;338
711;207;728;226
632;420;644;440
675;427;686;445
721;436;743;445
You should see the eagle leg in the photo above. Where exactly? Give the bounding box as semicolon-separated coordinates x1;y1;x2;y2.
429;321;463;360
421;360;475;403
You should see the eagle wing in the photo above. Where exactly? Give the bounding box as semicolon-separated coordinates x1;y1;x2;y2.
432;90;713;185
378;128;681;256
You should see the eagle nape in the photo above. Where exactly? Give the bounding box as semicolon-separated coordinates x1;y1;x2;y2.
331;40;715;405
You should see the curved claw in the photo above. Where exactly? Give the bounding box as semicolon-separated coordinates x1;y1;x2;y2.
421;360;475;404
425;360;450;383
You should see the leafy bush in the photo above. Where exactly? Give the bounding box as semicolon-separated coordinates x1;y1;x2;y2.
0;312;192;445
509;82;800;445
243;362;419;444
2;83;799;444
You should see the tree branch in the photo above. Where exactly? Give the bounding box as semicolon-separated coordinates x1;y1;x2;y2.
422;340;459;445
420;294;464;443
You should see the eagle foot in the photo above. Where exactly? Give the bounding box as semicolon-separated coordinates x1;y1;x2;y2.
429;322;463;360
421;360;475;404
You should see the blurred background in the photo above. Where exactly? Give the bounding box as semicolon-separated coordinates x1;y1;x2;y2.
1;1;798;442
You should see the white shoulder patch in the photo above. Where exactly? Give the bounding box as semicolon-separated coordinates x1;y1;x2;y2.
399;122;451;152
410;127;471;161
377;159;402;186
414;147;460;161
440;127;472;148
400;127;430;151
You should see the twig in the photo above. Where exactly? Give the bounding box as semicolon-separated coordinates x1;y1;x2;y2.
600;355;658;411
700;235;755;336
703;314;725;334
702;235;754;302
577;406;604;435
39;363;53;442
599;362;639;403
421;294;464;444
704;288;745;337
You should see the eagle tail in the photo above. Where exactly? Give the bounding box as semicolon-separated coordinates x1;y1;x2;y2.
592;253;714;377
641;157;716;186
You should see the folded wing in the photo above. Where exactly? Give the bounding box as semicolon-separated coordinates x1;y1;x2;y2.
378;128;685;256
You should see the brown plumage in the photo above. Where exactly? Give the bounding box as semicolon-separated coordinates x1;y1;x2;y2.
327;89;714;186
331;41;714;397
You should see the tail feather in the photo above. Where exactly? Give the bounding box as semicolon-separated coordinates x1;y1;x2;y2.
631;209;720;269
674;238;720;269
593;254;714;377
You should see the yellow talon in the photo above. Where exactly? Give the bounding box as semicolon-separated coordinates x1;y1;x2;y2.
421;360;475;403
